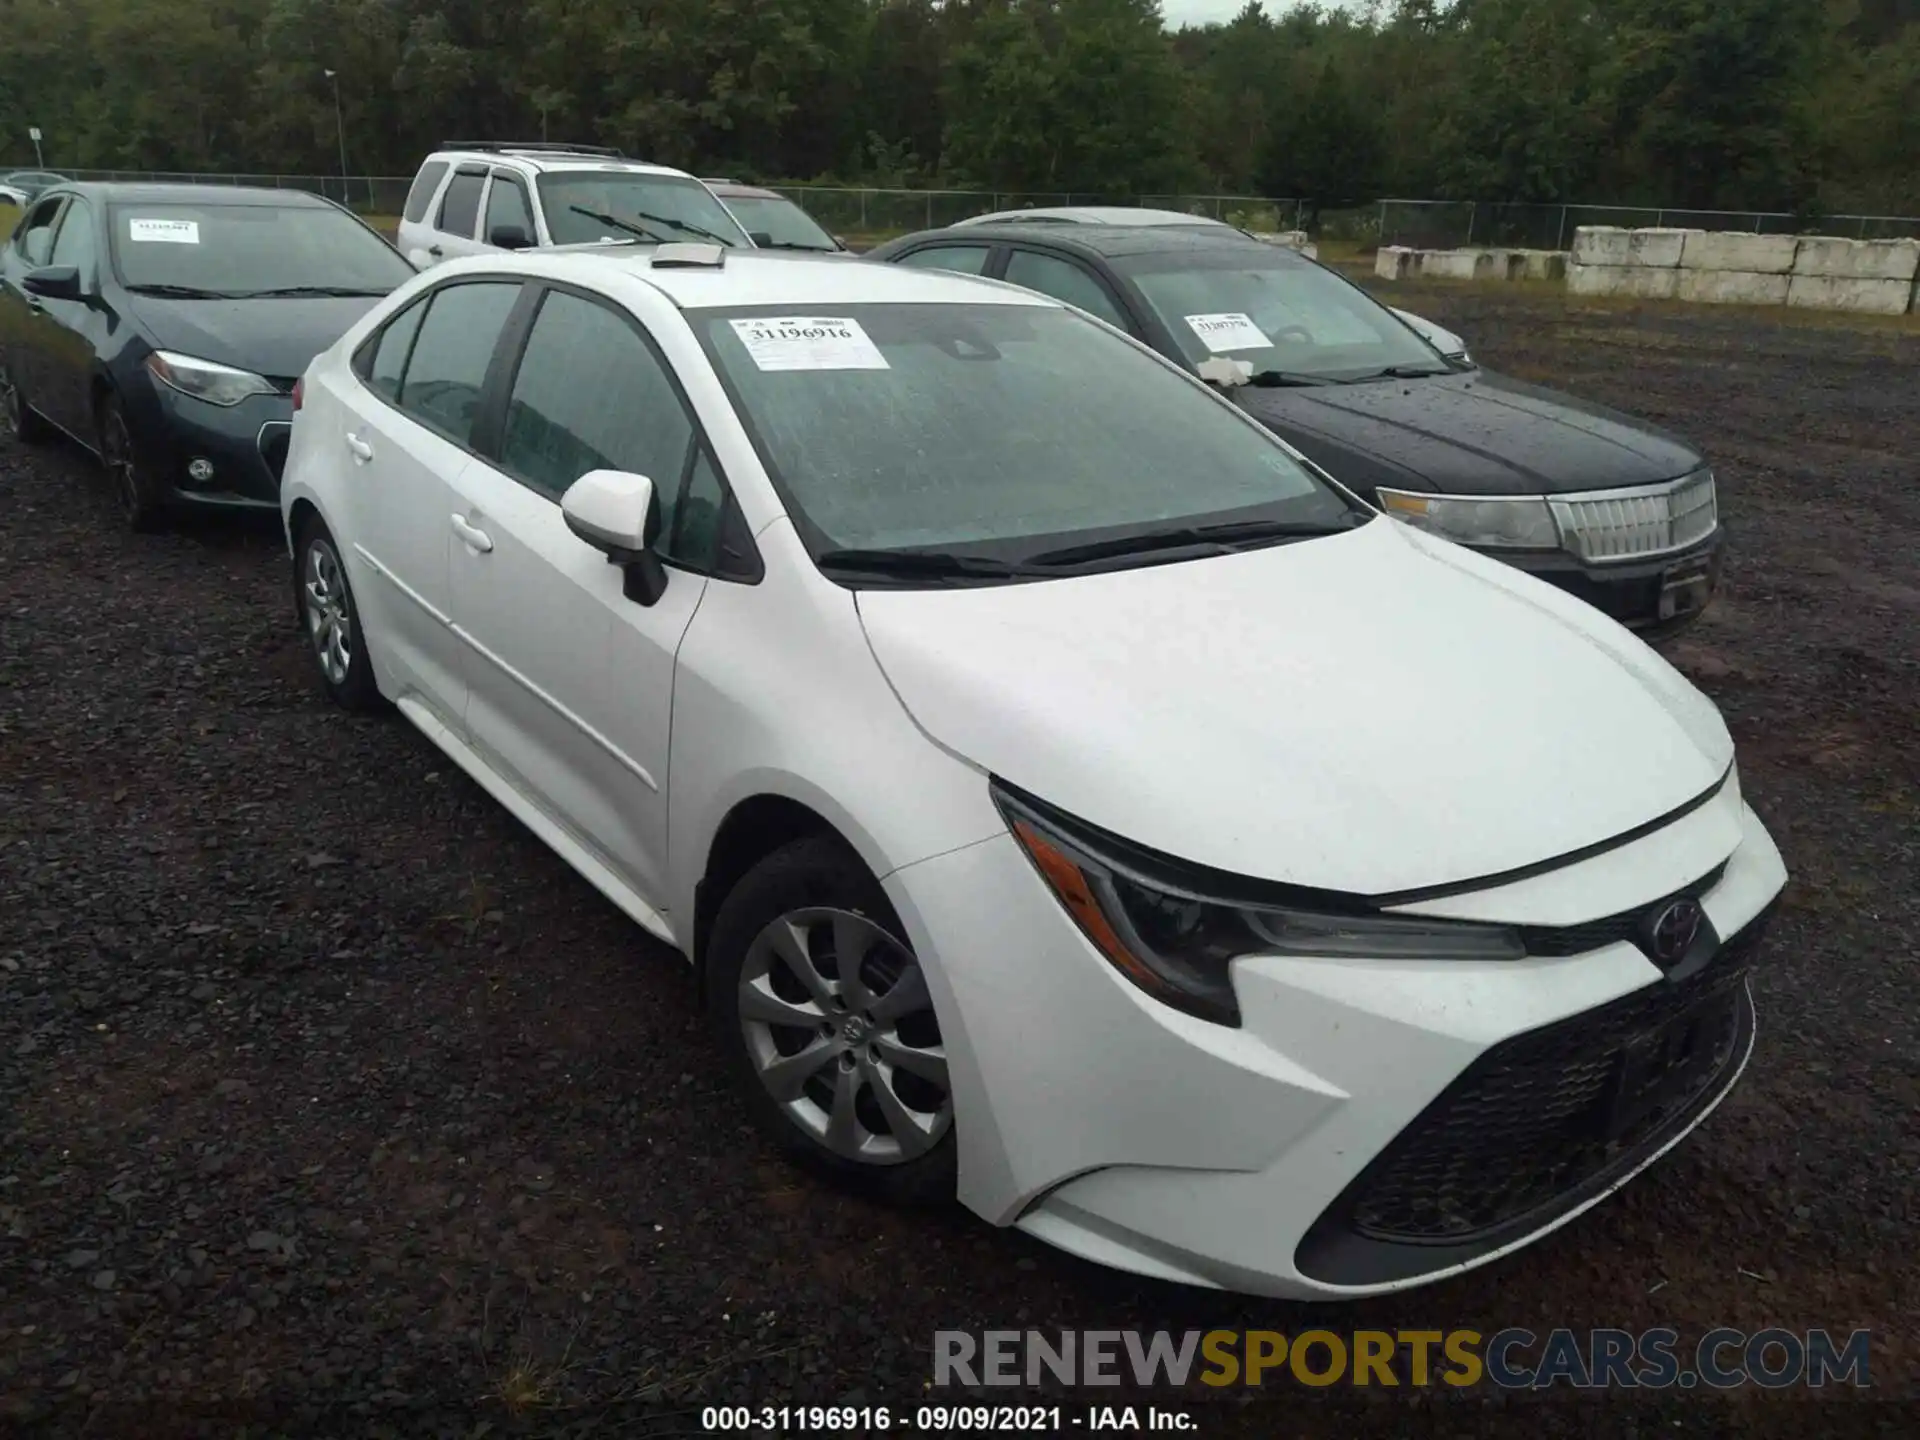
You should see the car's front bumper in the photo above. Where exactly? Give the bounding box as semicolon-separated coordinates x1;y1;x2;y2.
1482;527;1726;642
885;782;1786;1298
131;382;293;509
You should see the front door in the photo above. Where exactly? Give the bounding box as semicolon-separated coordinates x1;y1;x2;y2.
448;285;713;911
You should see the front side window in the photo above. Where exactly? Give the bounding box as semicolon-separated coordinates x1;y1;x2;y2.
696;303;1355;558
437;172;484;237
16;197;64;266
1003;250;1128;329
1116;249;1448;380
47;200;95;278
535;172;751;248
484;175;535;243
893;244;990;275
397;282;522;445
108;202;414;296
403;161;450;224
499;290;695;513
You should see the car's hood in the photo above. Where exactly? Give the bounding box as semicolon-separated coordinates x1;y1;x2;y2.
123;293;389;383
1233;368;1702;498
857;517;1732;897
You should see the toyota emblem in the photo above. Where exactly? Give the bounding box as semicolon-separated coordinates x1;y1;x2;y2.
1650;899;1703;964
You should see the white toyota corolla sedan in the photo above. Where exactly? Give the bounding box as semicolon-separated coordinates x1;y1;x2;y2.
279;242;1787;1298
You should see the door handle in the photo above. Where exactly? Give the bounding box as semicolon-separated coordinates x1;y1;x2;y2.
344;432;373;463
428;245;444;257
451;514;493;553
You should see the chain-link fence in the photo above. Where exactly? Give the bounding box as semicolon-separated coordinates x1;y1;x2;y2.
1378;200;1920;251
55;169;414;214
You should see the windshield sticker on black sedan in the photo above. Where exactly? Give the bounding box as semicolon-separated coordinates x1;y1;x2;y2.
127;218;200;244
730;316;889;372
1185;312;1270;353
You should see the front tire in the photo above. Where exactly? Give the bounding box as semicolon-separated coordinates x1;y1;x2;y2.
96;392;166;531
707;835;957;1206
293;515;382;711
0;360;53;444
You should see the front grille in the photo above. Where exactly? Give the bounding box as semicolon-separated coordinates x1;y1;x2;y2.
1550;471;1718;563
1332;905;1770;1249
1517;860;1726;958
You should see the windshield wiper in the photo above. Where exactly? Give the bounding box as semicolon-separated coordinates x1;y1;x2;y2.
569;205;671;243
815;547;1047;583
1352;363;1453;380
1025;514;1367;569
225;285;392;299
753;239;835;252
1246;369;1337;388
628;208;737;245
124;283;236;299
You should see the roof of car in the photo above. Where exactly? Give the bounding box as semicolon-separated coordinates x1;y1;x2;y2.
437;246;1058;311
883;221;1279;262
952;205;1233;229
705;181;785;201
432;148;692;179
36;182;337;207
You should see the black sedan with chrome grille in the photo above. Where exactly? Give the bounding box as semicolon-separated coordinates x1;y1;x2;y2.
0;183;414;530
869;224;1724;638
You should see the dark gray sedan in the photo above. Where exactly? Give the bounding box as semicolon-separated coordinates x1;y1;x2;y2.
869;223;1724;639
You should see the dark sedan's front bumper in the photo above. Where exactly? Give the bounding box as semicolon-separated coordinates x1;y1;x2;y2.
129;382;293;510
1487;527;1726;642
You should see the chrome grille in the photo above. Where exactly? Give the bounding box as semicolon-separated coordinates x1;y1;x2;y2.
1549;471;1718;563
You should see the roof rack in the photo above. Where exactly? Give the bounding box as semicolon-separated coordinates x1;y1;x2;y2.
441;141;627;159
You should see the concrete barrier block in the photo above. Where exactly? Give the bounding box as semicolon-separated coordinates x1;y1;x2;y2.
1571;227;1694;268
1680;232;1800;274
1568;262;1679;300
1375;246;1415;280
1785;274;1915;315
1518;249;1568;281
1420;250;1488;280
1792;237;1920;282
1676;270;1791;306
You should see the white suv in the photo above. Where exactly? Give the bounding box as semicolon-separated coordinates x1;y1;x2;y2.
394;142;752;269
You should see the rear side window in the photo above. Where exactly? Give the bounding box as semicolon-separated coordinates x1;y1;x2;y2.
436;172;484;238
893;244;990;275
397;282;522;445
362;299;427;402
403;161;450;224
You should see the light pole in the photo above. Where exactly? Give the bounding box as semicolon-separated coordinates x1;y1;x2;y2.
323;69;349;202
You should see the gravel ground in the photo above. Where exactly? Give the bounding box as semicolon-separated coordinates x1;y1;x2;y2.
1;289;1915;1437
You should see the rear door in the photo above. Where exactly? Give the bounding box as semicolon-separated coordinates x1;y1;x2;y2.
395;159;452;267
3;195;69;423
445;282;716;910
422;165;489;265
339;277;525;730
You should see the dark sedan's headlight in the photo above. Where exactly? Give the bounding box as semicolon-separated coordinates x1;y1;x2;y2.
1375;489;1561;549
145;350;277;407
995;784;1525;1027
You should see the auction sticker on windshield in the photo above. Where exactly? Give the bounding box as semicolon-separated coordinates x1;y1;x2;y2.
1185;312;1270;353
127;218;201;244
730;316;889;372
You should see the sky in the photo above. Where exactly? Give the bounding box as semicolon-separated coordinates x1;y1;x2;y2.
1162;0;1363;27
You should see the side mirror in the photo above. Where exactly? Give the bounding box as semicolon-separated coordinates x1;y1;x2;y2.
561;469;668;605
489;223;533;250
748;230;773;249
406;248;435;270
23;265;83;302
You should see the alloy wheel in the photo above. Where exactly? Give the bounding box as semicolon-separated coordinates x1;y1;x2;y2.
303;538;353;686
738;906;952;1165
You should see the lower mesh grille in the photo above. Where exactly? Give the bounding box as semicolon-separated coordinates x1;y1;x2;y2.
1338;909;1768;1246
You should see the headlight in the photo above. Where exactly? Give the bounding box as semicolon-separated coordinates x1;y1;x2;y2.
144;350;277;407
996;784;1525;1027
1375;489;1560;549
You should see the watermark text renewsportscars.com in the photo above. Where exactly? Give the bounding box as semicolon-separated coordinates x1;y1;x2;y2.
933;1328;1871;1391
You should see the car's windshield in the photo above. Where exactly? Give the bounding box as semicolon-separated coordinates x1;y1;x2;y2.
724;194;837;250
108;202;414;295
537;172;752;247
1116;248;1449;380
695;302;1357;560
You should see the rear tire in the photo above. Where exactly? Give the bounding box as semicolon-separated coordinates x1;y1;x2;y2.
96;392;166;532
706;835;957;1207
0;360;53;444
293;514;383;712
